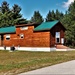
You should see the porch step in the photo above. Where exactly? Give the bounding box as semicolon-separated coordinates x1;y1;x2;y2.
56;45;69;49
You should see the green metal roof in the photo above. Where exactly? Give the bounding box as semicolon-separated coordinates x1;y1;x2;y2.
0;26;16;34
34;20;59;31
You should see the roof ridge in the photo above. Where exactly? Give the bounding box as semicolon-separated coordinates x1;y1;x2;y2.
43;20;59;23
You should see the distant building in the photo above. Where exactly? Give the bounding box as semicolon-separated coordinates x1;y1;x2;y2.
0;20;66;51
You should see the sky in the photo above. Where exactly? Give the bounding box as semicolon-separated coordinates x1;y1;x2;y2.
0;0;74;20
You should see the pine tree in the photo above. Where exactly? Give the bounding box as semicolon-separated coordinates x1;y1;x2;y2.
55;9;60;20
61;1;75;46
51;10;56;21
0;1;27;27
12;4;22;19
1;1;10;13
46;11;52;22
30;11;43;24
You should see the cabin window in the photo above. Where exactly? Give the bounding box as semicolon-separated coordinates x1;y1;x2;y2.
55;32;60;43
20;34;24;39
20;26;28;30
6;34;10;40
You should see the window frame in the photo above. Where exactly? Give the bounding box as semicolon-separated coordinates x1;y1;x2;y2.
20;34;24;39
6;34;10;40
20;26;28;30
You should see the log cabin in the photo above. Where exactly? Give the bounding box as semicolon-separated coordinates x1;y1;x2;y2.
0;20;66;51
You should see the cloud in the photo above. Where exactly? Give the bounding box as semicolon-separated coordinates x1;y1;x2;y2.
63;0;74;8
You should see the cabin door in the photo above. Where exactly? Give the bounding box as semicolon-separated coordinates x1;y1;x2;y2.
55;32;60;44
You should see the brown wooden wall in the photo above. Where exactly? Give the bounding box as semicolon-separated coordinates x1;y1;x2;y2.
50;22;65;47
2;22;65;47
3;26;50;47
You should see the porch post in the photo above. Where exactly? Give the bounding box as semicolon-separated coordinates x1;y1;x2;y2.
0;35;1;46
0;35;4;46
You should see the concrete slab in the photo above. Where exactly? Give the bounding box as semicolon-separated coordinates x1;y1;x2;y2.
18;60;75;75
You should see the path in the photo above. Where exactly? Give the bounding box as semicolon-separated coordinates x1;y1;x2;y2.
18;60;75;75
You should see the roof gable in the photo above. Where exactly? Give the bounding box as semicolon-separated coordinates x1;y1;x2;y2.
34;20;59;31
0;26;16;34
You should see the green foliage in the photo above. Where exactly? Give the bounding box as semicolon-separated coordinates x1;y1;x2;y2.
0;1;27;27
46;11;52;21
51;10;56;20
46;9;64;22
15;18;28;24
1;1;10;14
30;11;44;24
61;1;75;46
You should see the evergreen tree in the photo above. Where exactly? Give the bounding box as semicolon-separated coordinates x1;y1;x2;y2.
46;10;64;22
46;11;52;22
0;1;27;27
30;11;43;24
55;9;60;20
1;1;10;13
12;4;22;19
61;1;75;46
51;10;56;21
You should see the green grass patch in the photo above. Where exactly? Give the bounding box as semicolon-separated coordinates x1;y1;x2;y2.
0;50;75;74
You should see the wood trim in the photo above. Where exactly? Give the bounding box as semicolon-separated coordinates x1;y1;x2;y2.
16;23;40;27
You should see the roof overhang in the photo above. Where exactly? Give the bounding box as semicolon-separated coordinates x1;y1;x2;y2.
0;26;16;34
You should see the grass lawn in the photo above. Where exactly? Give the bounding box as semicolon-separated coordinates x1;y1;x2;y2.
0;50;75;74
